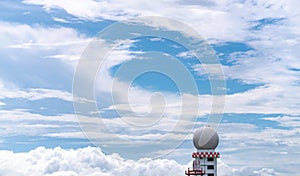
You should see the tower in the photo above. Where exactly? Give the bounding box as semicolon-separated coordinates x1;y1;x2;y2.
185;126;220;176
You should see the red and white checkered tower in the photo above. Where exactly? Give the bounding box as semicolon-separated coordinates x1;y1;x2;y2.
185;126;220;176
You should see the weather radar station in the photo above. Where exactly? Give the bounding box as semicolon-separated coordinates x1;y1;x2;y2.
185;126;220;176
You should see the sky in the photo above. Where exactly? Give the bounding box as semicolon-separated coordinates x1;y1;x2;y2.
0;0;300;176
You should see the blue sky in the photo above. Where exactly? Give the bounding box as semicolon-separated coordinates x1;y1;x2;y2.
0;0;300;176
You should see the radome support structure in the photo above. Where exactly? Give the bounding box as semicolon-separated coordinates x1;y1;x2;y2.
185;126;220;176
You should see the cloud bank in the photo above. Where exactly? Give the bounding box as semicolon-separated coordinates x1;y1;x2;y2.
0;146;277;176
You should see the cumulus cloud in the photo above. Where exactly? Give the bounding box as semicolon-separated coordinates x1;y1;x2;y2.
0;146;277;176
0;108;297;174
0;146;185;176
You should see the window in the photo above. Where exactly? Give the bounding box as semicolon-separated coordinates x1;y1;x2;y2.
207;158;214;162
207;174;214;176
207;165;214;170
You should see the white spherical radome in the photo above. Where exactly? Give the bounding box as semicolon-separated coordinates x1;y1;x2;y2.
193;126;219;150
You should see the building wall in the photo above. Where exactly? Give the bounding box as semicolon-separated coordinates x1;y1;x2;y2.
192;149;218;176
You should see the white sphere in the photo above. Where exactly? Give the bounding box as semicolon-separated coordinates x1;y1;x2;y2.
193;126;219;150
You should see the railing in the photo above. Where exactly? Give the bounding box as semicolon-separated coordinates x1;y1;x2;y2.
185;168;205;176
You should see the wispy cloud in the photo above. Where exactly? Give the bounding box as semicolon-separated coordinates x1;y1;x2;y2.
0;21;89;64
1;0;299;175
0;81;73;101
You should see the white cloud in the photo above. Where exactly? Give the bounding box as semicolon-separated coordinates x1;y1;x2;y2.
0;109;79;137
221;51;300;115
22;0;247;41
52;17;72;23
0;21;90;102
21;0;300;117
21;0;299;41
223;85;300;114
0;80;73;102
1;1;299;175
219;122;300;148
0;101;5;106
176;51;195;59
263;116;300;127
19;0;300;77
217;121;300;175
0;21;89;65
0;108;297;174
218;159;278;176
0;146;279;176
0;146;185;176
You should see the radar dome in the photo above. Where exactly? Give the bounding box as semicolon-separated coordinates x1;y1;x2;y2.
193;126;219;150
